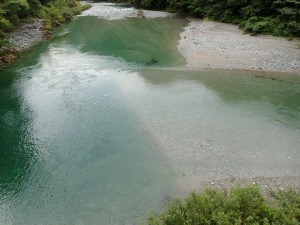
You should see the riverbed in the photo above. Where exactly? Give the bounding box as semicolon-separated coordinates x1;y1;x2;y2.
0;3;300;225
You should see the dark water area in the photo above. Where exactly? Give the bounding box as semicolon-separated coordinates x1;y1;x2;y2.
0;3;299;225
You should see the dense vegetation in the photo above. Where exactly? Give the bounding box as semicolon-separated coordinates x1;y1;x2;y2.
0;0;90;61
148;185;300;225
115;0;300;38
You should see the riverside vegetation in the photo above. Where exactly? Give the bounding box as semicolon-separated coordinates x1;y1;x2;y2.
0;0;90;62
113;0;300;38
148;185;300;225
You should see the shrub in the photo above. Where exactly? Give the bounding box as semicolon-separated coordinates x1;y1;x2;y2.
147;185;300;225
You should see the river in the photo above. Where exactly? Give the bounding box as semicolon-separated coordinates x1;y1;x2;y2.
0;3;299;224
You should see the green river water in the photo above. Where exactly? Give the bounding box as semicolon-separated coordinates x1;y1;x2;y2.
0;3;300;225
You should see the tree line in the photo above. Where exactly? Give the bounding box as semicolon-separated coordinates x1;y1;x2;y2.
114;0;300;37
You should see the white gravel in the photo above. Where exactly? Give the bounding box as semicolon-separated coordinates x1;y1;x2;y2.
178;19;300;73
8;19;44;51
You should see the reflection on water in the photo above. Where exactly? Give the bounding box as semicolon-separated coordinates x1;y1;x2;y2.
0;4;300;225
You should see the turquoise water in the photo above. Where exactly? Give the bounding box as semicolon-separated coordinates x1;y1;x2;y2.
0;48;174;224
66;16;186;66
0;3;300;225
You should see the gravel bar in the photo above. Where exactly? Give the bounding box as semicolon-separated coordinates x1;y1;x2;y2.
8;19;44;51
178;19;300;73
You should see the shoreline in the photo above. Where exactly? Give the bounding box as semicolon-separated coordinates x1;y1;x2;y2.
0;19;49;66
174;175;300;197
178;19;300;74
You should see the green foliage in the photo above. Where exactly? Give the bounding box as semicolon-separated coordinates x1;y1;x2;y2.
0;0;90;63
39;0;90;31
0;0;89;34
147;186;300;225
0;17;13;32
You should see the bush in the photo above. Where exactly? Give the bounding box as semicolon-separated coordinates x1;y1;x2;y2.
147;185;300;225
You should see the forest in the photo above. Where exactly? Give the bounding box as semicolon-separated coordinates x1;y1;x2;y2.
114;0;300;37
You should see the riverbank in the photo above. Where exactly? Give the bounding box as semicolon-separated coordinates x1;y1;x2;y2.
178;19;300;73
0;0;90;66
8;19;44;52
0;19;47;65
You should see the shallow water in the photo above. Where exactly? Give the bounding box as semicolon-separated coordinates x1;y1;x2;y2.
0;3;300;225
